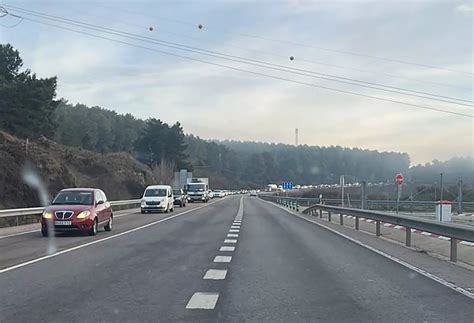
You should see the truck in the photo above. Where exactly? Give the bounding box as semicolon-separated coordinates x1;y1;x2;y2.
185;178;210;203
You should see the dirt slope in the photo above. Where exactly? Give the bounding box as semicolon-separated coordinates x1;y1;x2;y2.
0;132;156;208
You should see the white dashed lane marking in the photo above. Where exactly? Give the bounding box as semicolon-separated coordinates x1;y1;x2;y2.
203;269;227;280
224;239;237;243
231;226;240;229
214;255;232;263
227;233;239;238
229;229;240;233
186;292;219;309
220;246;235;252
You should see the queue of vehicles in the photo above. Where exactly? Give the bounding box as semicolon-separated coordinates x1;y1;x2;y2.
40;177;251;237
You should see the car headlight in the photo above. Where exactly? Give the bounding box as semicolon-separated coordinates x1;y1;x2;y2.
76;210;91;219
42;211;53;219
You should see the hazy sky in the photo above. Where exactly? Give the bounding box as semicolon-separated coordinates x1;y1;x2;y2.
1;0;473;164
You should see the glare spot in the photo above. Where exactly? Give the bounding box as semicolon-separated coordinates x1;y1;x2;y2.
409;272;417;279
310;166;320;175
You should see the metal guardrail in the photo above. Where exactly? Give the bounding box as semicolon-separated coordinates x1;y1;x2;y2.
260;195;474;262
266;196;474;212
0;200;141;227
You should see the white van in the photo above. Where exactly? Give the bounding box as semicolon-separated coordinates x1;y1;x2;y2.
141;185;174;214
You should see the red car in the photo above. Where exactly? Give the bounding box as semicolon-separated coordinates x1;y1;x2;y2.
41;188;113;237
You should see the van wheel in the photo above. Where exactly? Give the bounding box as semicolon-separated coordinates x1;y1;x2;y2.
170;207;174;212
104;216;113;231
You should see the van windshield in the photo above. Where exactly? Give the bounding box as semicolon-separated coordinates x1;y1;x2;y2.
188;184;205;192
145;189;167;197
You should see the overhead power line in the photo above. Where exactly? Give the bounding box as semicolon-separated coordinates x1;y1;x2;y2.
87;3;473;76
71;3;472;91
5;12;472;119
7;17;474;119
4;4;473;108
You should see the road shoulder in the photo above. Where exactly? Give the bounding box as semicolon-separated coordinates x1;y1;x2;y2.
259;198;474;297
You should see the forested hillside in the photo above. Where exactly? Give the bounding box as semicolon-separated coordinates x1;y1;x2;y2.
1;42;470;193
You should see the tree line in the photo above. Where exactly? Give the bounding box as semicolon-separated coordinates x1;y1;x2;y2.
2;43;469;188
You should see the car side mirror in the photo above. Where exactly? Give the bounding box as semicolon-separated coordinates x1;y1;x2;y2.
96;200;104;206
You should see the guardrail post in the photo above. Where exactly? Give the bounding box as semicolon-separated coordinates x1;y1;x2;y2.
405;227;411;247
340;213;344;225
375;221;381;236
319;209;322;218
355;216;359;230
296;203;299;212
450;238;457;262
328;211;332;222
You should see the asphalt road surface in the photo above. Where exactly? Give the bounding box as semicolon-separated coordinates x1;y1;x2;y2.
0;196;473;322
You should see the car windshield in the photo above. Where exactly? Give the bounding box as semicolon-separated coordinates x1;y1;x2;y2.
173;190;181;195
52;191;93;205
145;189;167;197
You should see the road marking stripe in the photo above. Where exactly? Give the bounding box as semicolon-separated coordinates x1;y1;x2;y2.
0;229;40;239
0;200;223;274
203;269;227;280
260;199;474;300
229;229;240;233
224;239;237;243
213;255;232;263
227;233;239;238
231;226;240;229
186;292;219;309
220;246;235;251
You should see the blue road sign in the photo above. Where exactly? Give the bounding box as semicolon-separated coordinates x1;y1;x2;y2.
282;182;294;190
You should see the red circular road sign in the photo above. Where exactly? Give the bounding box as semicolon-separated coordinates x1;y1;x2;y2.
395;173;404;185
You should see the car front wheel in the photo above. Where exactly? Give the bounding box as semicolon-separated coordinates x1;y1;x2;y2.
89;218;98;236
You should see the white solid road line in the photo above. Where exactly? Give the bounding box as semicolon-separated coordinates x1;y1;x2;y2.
220;246;235;252
214;255;232;263
229;229;240;233
0;199;224;274
227;233;239;238
224;239;237;243
259;199;474;300
203;269;227;280
186;292;219;309
0;229;40;239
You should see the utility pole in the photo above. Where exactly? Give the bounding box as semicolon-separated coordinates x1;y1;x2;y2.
295;128;298;146
340;175;345;207
439;173;444;221
458;180;463;214
361;181;367;209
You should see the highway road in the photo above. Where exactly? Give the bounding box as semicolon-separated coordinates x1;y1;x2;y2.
0;196;473;322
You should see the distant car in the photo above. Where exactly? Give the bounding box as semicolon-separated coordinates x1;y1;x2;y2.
214;190;225;198
41;188;113;237
141;185;174;213
173;189;187;207
249;190;257;196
